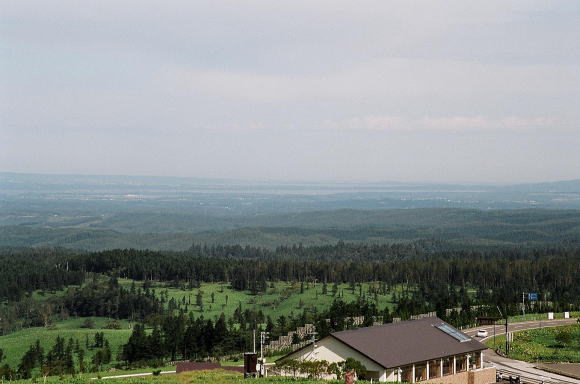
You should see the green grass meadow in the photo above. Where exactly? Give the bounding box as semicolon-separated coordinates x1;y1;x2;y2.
485;323;580;362
0;317;133;370
119;279;402;322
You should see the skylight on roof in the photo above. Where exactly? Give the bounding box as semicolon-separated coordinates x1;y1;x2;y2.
435;324;471;342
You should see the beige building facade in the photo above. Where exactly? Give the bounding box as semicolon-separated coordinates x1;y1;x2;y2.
278;317;496;384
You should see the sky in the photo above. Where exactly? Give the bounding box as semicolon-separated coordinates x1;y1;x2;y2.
1;0;579;183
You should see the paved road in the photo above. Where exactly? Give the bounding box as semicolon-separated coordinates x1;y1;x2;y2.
464;319;578;383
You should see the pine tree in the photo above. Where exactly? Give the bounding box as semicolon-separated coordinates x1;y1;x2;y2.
196;291;203;310
65;340;75;374
149;327;163;359
103;340;112;364
17;344;38;379
77;349;85;373
122;323;148;363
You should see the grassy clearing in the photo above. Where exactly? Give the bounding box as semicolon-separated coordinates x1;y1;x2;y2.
118;279;403;322
19;278;404;326
484;324;580;362
0;317;133;370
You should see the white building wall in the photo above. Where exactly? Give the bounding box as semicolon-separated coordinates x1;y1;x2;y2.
282;336;390;380
384;368;397;381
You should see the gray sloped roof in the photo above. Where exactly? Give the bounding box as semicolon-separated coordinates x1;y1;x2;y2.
330;317;486;368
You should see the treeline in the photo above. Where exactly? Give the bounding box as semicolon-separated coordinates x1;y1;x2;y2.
53;243;580;306
2;242;579;307
0;247;84;301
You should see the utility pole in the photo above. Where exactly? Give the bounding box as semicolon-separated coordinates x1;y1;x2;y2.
307;331;318;355
522;293;526;316
253;329;256;354
497;306;508;354
505;318;509;354
539;294;542;329
259;331;269;377
493;318;496;349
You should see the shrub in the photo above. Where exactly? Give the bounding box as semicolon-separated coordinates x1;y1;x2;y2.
81;318;95;329
554;329;572;347
105;321;122;330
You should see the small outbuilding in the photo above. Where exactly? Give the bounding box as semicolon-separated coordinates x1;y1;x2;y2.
278;317;495;383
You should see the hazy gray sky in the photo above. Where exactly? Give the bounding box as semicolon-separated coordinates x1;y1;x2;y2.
1;1;579;183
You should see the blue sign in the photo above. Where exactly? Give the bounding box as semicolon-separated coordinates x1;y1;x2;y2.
528;293;538;300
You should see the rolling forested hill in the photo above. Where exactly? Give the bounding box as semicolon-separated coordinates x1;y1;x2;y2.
2;208;580;250
2;173;580;250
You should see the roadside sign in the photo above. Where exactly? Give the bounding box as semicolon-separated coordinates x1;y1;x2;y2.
548;312;554;320
527;293;538;300
564;312;570;319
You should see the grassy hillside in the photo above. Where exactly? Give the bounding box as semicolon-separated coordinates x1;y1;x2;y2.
484;324;580;362
0;317;133;370
137;280;401;321
0;280;404;371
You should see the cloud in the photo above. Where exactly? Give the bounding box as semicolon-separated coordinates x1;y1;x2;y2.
322;116;568;132
1;0;580;182
162;57;580;106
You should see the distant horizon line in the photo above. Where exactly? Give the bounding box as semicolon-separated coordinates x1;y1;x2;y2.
1;170;579;187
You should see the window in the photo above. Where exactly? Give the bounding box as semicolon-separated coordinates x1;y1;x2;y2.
435;324;471;342
400;365;413;383
429;360;440;378
456;355;467;372
442;357;453;376
415;362;427;382
472;352;481;369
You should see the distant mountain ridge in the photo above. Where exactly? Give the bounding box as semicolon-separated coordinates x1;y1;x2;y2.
2;171;580;192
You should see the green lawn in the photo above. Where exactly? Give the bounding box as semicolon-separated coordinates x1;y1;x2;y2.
0;317;133;370
484;324;580;362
